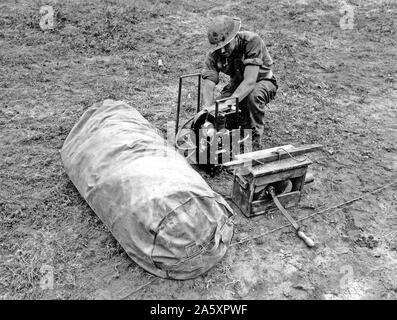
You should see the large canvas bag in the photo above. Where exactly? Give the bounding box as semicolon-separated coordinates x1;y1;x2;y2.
60;100;234;279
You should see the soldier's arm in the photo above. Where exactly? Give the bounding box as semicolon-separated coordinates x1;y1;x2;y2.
231;65;259;102
202;79;216;108
225;33;264;105
201;53;219;108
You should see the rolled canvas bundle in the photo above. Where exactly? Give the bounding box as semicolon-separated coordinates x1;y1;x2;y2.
60;99;234;279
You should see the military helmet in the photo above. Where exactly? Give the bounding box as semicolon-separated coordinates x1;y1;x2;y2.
207;15;241;53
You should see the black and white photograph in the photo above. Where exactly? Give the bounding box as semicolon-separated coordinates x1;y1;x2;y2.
0;0;396;304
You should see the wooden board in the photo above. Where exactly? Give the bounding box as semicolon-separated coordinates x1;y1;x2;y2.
249;157;312;178
253;166;308;187
222;144;322;170
231;173;253;217
234;144;294;161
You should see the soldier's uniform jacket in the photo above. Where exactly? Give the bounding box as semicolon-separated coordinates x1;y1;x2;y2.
202;31;274;87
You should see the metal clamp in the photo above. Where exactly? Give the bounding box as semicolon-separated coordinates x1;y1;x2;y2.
214;96;239;131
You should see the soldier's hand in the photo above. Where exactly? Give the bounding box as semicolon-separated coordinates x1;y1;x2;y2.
220;98;237;108
201;104;214;112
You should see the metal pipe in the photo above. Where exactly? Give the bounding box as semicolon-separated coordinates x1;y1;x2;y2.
215;100;219;131
180;73;201;78
176;76;182;136
197;75;201;113
268;186;315;248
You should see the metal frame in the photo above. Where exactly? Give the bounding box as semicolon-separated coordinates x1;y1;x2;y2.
214;96;239;131
175;73;201;136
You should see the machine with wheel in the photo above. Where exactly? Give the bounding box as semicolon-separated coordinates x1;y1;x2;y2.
175;73;250;175
174;73;323;247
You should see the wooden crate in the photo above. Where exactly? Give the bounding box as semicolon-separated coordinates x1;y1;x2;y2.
231;156;312;217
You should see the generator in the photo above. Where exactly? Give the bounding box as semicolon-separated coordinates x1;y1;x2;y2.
174;73;250;175
173;73;323;247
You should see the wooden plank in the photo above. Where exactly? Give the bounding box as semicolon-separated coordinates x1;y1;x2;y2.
235;144;294;161
235;173;248;189
249;157;312;178
222;144;323;170
231;176;252;217
251;191;301;216
254;166;308;187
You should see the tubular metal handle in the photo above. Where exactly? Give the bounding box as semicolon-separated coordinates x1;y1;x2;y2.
297;230;315;248
175;73;202;137
268;186;315;248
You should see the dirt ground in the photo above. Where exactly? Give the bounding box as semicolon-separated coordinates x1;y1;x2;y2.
1;0;396;300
